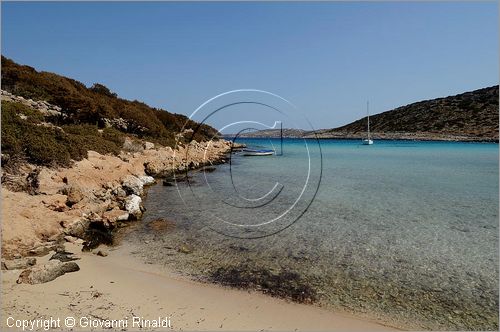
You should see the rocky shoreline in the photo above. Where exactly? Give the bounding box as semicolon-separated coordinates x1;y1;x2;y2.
1;137;243;280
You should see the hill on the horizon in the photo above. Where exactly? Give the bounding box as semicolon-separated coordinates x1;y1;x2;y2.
237;86;499;141
325;86;498;139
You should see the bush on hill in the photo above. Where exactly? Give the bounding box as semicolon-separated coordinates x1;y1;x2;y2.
1;56;219;146
1;101;124;167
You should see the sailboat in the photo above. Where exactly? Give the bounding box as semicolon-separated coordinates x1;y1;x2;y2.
362;101;374;145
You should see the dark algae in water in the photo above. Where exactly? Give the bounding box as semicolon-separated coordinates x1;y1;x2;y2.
210;264;317;304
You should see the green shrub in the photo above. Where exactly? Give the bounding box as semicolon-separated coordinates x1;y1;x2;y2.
1;100;44;123
1;102;124;167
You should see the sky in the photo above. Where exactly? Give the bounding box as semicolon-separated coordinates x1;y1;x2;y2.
2;1;498;131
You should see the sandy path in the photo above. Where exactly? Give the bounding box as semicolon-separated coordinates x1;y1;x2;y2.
1;242;398;331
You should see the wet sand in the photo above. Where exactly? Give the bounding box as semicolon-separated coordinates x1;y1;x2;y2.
1;242;397;331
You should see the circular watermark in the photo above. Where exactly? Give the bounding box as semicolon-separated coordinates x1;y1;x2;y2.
173;89;323;239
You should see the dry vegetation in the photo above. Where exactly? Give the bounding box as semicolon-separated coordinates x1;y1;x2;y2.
328;86;499;139
1;56;220;167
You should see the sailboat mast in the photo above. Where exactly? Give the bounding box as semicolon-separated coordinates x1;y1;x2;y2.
367;101;370;140
280;121;283;156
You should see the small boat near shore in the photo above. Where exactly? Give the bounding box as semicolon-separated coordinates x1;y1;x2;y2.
242;149;275;156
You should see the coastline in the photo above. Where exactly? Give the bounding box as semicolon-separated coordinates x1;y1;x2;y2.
1;241;397;331
1;139;398;331
1;139;234;257
232;133;499;143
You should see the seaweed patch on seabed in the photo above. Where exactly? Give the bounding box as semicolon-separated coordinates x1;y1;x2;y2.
209;264;318;304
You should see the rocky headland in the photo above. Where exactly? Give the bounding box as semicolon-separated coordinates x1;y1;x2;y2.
0;86;242;284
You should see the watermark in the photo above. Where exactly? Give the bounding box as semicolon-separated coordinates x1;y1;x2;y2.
5;316;173;331
173;89;323;239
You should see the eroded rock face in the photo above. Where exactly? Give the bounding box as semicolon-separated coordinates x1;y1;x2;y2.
124;194;142;219
16;261;80;284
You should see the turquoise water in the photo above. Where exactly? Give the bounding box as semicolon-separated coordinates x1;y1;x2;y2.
128;139;499;329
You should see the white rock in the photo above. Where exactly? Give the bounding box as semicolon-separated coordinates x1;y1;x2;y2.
64;235;78;243
121;175;143;195
139;175;155;186
116;212;129;221
124;195;142;218
143;141;155;150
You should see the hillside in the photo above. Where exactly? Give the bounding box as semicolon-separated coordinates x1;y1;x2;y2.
319;86;499;141
229;128;306;139
1;57;218;147
238;86;499;142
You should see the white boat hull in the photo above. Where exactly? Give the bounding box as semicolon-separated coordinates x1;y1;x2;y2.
243;151;274;156
362;139;374;145
242;149;275;156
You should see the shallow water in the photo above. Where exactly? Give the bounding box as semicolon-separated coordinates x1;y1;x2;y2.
125;139;499;329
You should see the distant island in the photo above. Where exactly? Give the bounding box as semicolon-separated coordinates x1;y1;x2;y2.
235;86;499;142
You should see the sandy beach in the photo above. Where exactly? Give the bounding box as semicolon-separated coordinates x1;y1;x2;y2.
0;139;397;331
1;241;397;331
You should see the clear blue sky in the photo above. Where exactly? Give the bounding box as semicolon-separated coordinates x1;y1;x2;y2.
2;1;498;130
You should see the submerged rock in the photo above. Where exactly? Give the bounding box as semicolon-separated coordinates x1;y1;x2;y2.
178;244;193;254
203;166;217;173
17;261;80;284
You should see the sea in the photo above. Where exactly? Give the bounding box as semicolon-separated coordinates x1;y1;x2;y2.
123;138;499;330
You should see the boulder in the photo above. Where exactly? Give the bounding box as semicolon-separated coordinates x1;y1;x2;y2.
103;209;129;223
95;250;108;257
60;185;84;206
139;175;155;186
49;251;79;262
28;244;59;257
121;175;143;195
1;258;37;270
144;161;159;176
143;141;155;150
63;218;91;239
112;186;127;198
64;235;78;243
124;195;142;218
17;261;80;284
